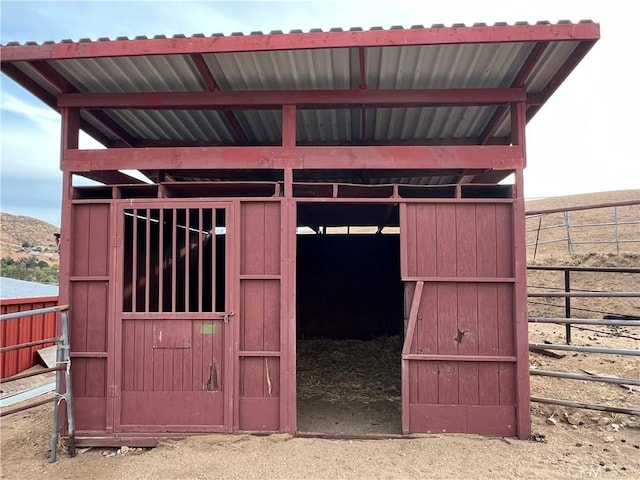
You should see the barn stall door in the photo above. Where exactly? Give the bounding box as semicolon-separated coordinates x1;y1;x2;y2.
116;202;234;433
401;203;517;436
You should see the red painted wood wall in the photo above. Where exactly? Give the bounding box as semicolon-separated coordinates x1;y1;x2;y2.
68;203;110;432
238;201;282;431
0;296;59;378
402;202;517;436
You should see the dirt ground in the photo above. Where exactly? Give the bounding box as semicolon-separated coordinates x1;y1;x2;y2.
2;317;638;480
1;191;638;479
0;401;638;480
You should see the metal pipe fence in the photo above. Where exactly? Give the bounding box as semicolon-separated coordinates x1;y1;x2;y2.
526;199;640;259
528;261;639;417
528;314;640;417
0;305;75;462
527;265;640;344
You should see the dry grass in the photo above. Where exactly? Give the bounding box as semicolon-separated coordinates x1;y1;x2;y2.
297;335;403;403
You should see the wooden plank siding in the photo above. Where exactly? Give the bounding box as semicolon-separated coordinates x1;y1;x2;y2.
238;201;282;431
402;202;517;436
69;203;110;432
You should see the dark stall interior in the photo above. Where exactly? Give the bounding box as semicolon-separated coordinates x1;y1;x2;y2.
296;203;404;435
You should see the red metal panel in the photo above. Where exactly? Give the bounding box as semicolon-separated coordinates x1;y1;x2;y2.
0;297;59;378
0;23;600;62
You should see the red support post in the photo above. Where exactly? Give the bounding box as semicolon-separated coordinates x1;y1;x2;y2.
282;105;296;147
510;102;527;166
60;108;80;154
513;169;531;439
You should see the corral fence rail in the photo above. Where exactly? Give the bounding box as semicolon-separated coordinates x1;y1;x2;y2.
0;305;76;462
526;199;640;259
527;265;640;344
527;264;640;416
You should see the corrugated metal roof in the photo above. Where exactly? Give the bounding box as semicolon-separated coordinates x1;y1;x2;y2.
1;22;599;149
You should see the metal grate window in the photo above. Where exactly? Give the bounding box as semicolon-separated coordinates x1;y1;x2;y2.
122;207;226;313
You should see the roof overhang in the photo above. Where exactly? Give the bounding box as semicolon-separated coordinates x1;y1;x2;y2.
1;21;599;184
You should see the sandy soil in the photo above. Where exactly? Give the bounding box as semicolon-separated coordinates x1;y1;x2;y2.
1;191;638;479
2;316;638;480
0;401;638;480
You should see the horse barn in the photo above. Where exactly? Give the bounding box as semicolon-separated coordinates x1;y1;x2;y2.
1;21;599;444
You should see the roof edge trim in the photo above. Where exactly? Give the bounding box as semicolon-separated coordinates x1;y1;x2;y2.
0;22;600;62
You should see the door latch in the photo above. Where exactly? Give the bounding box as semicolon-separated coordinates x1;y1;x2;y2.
223;312;235;323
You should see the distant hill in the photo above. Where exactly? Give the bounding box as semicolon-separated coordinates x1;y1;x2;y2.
525;189;639;211
525;189;639;259
0;212;59;265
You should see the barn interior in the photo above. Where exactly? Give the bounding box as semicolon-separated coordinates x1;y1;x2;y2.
296;202;404;435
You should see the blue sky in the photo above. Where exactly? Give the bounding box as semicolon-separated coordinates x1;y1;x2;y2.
1;0;638;226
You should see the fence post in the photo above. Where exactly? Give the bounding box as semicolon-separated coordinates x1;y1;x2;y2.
563;211;574;254
564;269;572;344
533;215;542;261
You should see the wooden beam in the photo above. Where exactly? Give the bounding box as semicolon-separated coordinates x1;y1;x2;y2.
57;88;526;109
527;40;598;122
1;23;600;61
27;61;136;146
479;42;549;144
0;63;113;146
62;145;524;172
188;53;249;143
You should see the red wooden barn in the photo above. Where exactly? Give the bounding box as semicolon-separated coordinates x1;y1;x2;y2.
1;21;599;445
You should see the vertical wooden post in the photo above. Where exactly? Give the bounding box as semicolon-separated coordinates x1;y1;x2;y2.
280;167;296;433
513;168;531;439
282;105;296;147
58;107;79;323
57;107;79;443
510;102;526;160
280;104;297;432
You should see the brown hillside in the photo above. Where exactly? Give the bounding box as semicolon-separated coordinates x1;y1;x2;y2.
0;212;60;265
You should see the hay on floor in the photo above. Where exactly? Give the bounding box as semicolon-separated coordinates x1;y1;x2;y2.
296;335;402;404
